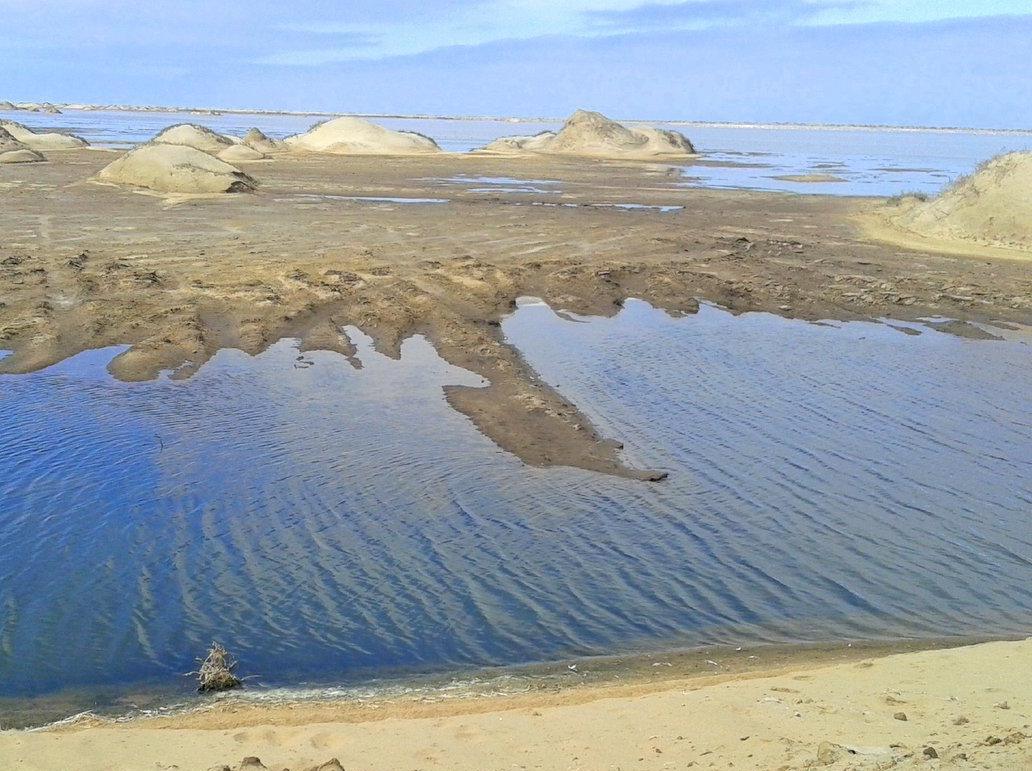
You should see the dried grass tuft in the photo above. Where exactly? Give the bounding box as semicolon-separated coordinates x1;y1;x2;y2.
196;641;242;692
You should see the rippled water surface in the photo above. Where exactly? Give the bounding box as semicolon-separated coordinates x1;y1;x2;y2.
5;108;1032;196
1;305;1030;711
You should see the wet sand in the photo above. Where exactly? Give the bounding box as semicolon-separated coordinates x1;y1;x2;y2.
1;150;1029;479
1;639;1029;770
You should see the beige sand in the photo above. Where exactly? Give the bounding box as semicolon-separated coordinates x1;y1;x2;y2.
0;126;45;162
243;128;282;154
482;110;696;159
284;116;442;155
0;148;45;164
218;144;267;162
1;639;1028;770
480;130;557;154
893;152;1032;253
152;123;236;154
0;119;87;150
94;144;258;194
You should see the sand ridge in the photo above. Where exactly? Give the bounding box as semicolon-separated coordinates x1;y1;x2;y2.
0;119;88;150
94;144;258;194
896;152;1032;252
482;110;696;159
152;123;237;155
284;116;442;155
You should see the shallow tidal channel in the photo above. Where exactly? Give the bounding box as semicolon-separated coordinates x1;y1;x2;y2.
0;301;1030;724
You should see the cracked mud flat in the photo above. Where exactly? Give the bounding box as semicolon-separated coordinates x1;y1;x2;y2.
1;151;1029;478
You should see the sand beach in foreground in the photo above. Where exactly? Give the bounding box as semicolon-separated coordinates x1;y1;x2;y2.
0;639;1029;770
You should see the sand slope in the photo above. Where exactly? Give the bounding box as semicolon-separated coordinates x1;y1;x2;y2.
152;123;236;154
242;128;282;154
1;640;1028;770
481;131;557;154
0;120;87;150
0;126;45;162
95;144;258;194
482;110;696;159
894;152;1032;253
0;149;46;164
218;144;267;162
284;117;441;155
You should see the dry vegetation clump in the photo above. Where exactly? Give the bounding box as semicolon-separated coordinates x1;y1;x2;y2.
196;641;243;692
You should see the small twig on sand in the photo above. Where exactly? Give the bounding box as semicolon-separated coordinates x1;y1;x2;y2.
195;641;242;693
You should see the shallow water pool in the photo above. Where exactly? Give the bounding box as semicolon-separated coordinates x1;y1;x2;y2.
0;304;1029;715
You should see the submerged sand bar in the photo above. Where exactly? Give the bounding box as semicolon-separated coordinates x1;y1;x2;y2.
0;150;1029;478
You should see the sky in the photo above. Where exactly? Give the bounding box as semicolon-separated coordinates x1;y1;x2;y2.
3;0;1032;128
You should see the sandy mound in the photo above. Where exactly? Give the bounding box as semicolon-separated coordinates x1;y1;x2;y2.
481;131;557;154
243;128;282;154
218;144;267;162
481;111;695;159
0;126;27;152
152;123;235;154
0;101;16;111
895;152;1032;252
0;149;45;164
0;120;88;150
95;144;257;194
284;117;441;155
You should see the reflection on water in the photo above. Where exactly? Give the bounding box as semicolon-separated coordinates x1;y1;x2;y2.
0;305;1030;713
5;108;1032;197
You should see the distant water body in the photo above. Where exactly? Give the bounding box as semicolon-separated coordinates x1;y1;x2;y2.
5;108;1032;197
1;303;1030;719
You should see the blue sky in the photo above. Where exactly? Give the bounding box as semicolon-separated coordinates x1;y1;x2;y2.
4;0;1031;127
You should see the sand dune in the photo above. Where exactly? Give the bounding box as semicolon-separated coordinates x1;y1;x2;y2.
0;149;46;164
0;640;1028;770
0;126;36;156
218;144;267;162
482;110;696;159
242;128;282;154
151;123;236;154
0;120;87;150
94;144;258;194
894;152;1032;253
481;131;557;154
284;116;441;155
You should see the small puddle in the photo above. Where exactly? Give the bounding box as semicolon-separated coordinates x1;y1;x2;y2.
428;176;563;195
289;194;450;205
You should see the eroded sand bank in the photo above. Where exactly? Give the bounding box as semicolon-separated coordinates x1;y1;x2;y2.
1;151;1029;479
1;639;1029;770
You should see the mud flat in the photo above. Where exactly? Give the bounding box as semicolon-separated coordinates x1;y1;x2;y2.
1;150;1029;478
0;639;1029;770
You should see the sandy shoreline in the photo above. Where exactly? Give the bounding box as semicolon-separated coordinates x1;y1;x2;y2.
1;638;1028;769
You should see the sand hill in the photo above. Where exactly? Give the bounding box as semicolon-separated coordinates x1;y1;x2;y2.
152;123;235;155
0;149;45;164
284;117;441;155
895;152;1032;253
218;144;267;162
0;120;88;150
0;126;45;163
243;128;282;154
95;144;258;194
482;131;557;154
481;110;696;159
0;126;27;152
